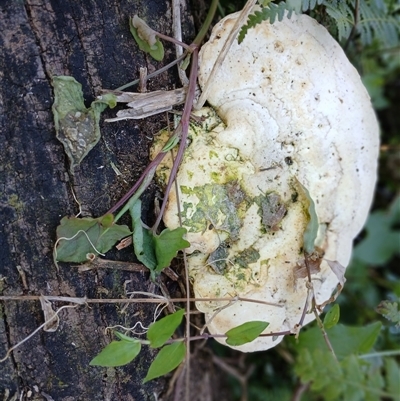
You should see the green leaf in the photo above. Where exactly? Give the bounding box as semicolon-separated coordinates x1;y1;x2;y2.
225;321;269;346
143;341;186;383
161;134;180;152
385;358;400;398
55;214;131;263
130;200;157;270
323;304;340;329
129;16;164;61
341;355;365;401
147;309;185;348
153;228;190;272
130;201;189;278
353;197;400;265
296;180;319;254
115;331;138;342
295;322;382;360
89;340;141;367
51;76;117;172
295;348;344;399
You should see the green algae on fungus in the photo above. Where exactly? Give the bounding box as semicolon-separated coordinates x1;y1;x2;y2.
180;183;243;239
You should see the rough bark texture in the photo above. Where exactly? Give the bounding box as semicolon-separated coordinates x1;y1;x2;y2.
0;1;230;400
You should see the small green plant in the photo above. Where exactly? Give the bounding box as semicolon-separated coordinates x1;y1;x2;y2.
89;309;270;382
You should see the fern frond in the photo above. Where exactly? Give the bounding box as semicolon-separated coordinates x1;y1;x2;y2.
324;0;399;47
324;0;354;41
238;0;324;43
239;0;399;48
358;0;399;47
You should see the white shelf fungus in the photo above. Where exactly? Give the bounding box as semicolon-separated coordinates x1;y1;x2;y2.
153;12;379;351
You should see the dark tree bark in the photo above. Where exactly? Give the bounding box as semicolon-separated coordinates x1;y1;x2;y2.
0;1;231;400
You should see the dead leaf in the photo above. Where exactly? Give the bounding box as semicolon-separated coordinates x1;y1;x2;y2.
39;296;59;332
294;247;324;279
325;259;347;286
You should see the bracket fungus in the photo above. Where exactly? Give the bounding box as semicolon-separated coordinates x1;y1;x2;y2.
154;12;379;351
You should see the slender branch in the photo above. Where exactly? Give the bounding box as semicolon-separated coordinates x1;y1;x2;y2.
152;46;199;232
359;350;400;359
107;152;164;216
156;31;193;52
304;253;338;361
0;294;283;306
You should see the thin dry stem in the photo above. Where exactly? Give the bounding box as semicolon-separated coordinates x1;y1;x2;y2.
173;0;189;85
304;254;338;360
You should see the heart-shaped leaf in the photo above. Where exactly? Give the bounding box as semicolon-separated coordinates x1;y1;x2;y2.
153;228;190;272
55;214;131;262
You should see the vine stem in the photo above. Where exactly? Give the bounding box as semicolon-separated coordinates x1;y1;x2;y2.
151;46;199;232
304;253;338;361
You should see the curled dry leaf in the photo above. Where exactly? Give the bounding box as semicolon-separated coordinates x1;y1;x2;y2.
40;296;59;332
325;259;347;287
131;15;157;47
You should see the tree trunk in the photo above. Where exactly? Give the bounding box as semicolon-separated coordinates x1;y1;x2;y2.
0;1;230;400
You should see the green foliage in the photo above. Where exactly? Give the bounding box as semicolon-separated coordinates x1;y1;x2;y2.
292;321;400;400
238;0;324;43
89;336;141;367
130;200;157;270
147;309;185;348
295;348;344;399
324;0;355;41
352;196;400;265
323;304;340;329
295;322;382;359
143;341;186;383
130;200;190;279
297;180;319;254
295;349;399;400
55;214;131;262
385;358;400;398
239;0;400;48
154;228;190;271
52;76;117;171
323;0;400;48
225;321;270;346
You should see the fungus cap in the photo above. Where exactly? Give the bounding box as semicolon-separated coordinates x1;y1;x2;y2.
158;12;379;351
